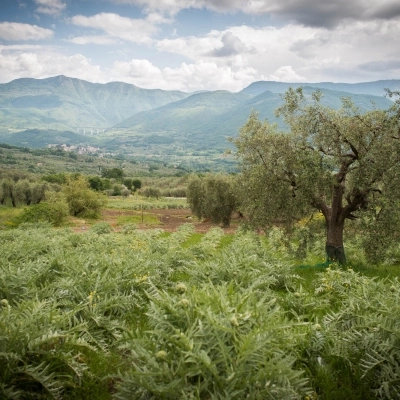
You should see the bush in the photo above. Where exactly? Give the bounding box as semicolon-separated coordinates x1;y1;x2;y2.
141;187;161;198
121;223;137;234
62;175;107;218
90;221;113;234
13;197;68;227
121;188;131;198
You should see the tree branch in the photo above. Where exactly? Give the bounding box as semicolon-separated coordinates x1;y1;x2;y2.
342;137;359;160
341;188;368;222
311;197;330;220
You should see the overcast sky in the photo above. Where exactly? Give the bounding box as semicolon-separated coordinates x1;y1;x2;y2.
0;0;399;92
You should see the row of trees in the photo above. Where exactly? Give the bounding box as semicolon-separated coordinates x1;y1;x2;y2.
188;89;400;264
41;170;142;197
19;175;107;226
0;179;48;207
0;172;107;226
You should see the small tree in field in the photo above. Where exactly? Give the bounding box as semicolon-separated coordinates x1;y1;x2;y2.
62;175;107;217
234;88;400;264
187;174;237;227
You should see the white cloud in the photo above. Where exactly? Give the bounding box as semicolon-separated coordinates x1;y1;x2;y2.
2;5;400;91
0;45;49;51
110;0;200;15
209;32;256;57
34;0;66;16
110;0;269;14
155;18;400;85
157;33;220;58
0;50;104;83
0;22;53;41
70;12;169;45
268;66;305;82
67;35;118;45
111;58;257;91
110;0;400;27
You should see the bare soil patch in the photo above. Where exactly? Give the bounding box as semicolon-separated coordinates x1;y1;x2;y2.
71;208;240;233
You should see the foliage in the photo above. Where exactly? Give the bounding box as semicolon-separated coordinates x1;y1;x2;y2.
187;173;237;227
234;89;400;263
42;173;67;185
90;221;113;235
116;283;309;400
355;196;400;264
123;178;142;191
101;168;124;180
88;176;111;192
106;195;188;210
13;196;68;227
308;267;400;399
62;175;107;218
141;187;161;199
0;222;400;398
0;178;50;208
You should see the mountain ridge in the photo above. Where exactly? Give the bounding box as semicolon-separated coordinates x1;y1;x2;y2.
0;75;191;132
241;79;400;97
0;76;398;156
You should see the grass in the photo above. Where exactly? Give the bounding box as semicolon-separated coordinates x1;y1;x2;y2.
181;233;203;247
63;350;124;400
107;195;188;210
0;206;23;228
218;233;235;248
293;261;400;295
116;214;159;225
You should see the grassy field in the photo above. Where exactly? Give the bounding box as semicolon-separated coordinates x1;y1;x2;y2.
107;195;188;210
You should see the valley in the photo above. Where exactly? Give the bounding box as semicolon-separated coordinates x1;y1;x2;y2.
1;76;399;170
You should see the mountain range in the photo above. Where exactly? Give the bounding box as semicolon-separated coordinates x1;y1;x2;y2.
0;76;398;156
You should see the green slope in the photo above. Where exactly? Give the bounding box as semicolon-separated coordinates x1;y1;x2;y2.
112;90;252;131
0;129;98;148
213;87;394;134
0;76;397;155
0;75;190;132
108;90;252;150
108;87;394;151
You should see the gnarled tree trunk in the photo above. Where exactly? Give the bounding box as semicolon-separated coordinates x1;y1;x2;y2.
319;183;348;265
325;217;346;265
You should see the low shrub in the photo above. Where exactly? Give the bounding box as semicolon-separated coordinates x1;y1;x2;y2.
90;221;113;235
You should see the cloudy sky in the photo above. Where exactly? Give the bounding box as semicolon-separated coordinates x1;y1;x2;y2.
1;0;399;92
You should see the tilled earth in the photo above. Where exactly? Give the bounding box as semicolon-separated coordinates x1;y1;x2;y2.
72;208;239;233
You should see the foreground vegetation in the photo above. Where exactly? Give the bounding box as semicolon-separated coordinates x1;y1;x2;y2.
1;222;400;399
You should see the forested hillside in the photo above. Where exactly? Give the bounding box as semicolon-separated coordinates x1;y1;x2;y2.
0;76;398;161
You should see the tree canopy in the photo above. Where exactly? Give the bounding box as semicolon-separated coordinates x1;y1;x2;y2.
101;167;124;180
187;173;237;227
62;175;107;218
234;88;400;264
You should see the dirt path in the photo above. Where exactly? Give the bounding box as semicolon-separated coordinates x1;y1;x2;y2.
72;208;240;233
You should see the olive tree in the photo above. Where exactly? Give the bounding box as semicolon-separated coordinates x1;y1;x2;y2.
1;179;17;207
234;88;400;264
62;175;107;217
15;180;33;205
187;173;237;227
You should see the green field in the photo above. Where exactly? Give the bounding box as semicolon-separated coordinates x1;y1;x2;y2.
107;195;188;211
1;222;400;399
